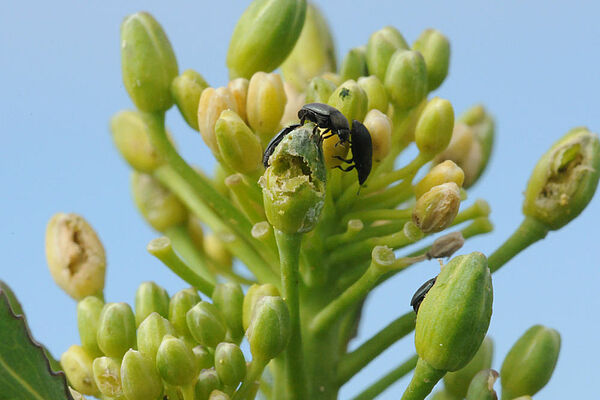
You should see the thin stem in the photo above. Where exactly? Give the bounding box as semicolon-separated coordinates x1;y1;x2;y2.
400;358;445;400
352;354;419;400
233;358;267;400
164;224;216;285
274;229;307;400
351;179;415;212
365;154;429;195
326;222;404;252
226;174;266;224
342;208;412;225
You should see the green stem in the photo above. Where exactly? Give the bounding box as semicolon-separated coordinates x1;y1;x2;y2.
352;354;419;400
165;224;216;285
274;229;307;400
351;179;415;212
488;216;548;273
338;312;416;385
225;174;266;224
400;358;445;400
233;358;267;400
342;208;412;225
326;222;404;252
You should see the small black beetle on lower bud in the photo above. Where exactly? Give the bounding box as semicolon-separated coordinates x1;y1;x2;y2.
410;276;437;314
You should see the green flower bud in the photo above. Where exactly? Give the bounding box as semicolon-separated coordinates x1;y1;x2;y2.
92;356;123;398
465;369;498;400
110;110;163;172
169;288;201;339
459;105;495;187
327;80;368;124
204;233;233;271
212;283;244;341
97;302;136;359
412;29;450;91
384;50;428;111
430;390;458;400
198;86;238;159
171;69;209;131
305;76;337;104
61;345;100;396
214;342;247;387
121;349;163;400
77;296;104;358
246;72;287;145
209;390;231;400
412;182;461;233
500;325;561;400
259;125;326;233
246;296;291;362
195;369;222;400
357;75;389;113
156;335;199;386
363;109;392;162
444;336;494;398
137;312;175;363
242;283;280;331
228;78;250;123
415;160;465;200
366;26;409;82
523;127;600;230
193;345;214;370
187;301;228;348
121;12;178;112
415;252;493;372
226;0;307;79
131;172;187;232
415;97;455;158
340;47;368;82
45;213;106;301
134;281;169;327
281;3;336;91
215;110;263;175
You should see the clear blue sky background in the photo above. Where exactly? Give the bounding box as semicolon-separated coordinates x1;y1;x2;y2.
1;1;599;399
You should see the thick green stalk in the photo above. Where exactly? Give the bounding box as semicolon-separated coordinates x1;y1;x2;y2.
233;358;267;400
352;354;419;400
401;358;446;400
164;224;216;285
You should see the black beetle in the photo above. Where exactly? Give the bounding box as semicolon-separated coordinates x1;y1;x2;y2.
262;124;301;167
334;120;373;186
298;103;351;144
410;276;437;314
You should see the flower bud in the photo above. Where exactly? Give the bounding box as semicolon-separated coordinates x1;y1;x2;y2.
427;232;465;260
246;296;291;362
228;78;250;123
171;69;209;130
415;160;465;200
340;47;368;82
412;182;461;233
327;80;368;124
45;213;106;300
215;110;263;175
415;97;455;158
134;281;169;327
195;369;222;400
110;110;163;172
212;283;245;341
322;133;351;169
198;86;238;158
121;349;163;400
523;127;600;230
188;215;205;250
281;3;336;91
281;82;307;126
465;369;498;400
363;109;392;162
187;301;228;348
366;26;409;82
242;283;280;331
121;12;178;112
259;125;326;233
209;390;231;400
156;335;199;386
214;342;247;387
92;356;123;398
430;390;458;400
444;336;494;398
412;29;450;91
137;312;175;363
204;233;233;271
415;252;492;372
500;325;561;399
169;288;201;339
305;76;337;104
246;72;287;145
357;75;389;113
226;0;306;79
131;172;187;232
77;296;104;358
193;345;214;370
97;302;136;359
61;345;99;396
384;50;427;111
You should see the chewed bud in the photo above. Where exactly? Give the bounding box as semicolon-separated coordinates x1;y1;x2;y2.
137;312;175;364
327;80;368;124
61;345;100;396
465;369;499;400
415;97;455;158
227;78;250;123
444;336;494;398
243;283;280;331
92;356;123;398
363;109;392;162
121;12;178;112
134;281;169;327
121;349;163;400
214;342;247;387
168;288;201;339
212;283;245;341
171;69;209;130
77;296;104;358
97;302;136;359
340;47;368;82
412;29;450;91
198;86;238;158
357;75;389;113
384;50;428;111
157;335;199;386
45;213;106;300
366;26;409;82
427;231;465;259
131;172;187;232
195;369;222;400
412;182;461;233
415;160;465;200
247;296;291;362
247;72;287;145
215;110;263;175
260;125;326;233
305;76;337;104
523;127;600;230
186;301;228;348
110;110;163;173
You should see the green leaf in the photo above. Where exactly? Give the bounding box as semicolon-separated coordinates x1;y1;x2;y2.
0;284;73;400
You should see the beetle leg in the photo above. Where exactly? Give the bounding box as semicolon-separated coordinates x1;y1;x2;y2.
335;164;355;172
334;156;354;163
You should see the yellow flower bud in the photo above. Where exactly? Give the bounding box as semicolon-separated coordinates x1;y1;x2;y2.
434;123;484;188
363;109;392;162
322;133;350;168
61;345;100;396
281;82;307;126
197;87;238;158
415;160;465;199
227;78;249;123
215;110;263;175
246;72;287;145
204;233;233;272
412;182;461;233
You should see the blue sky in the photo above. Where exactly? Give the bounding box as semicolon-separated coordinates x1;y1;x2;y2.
1;1;599;398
